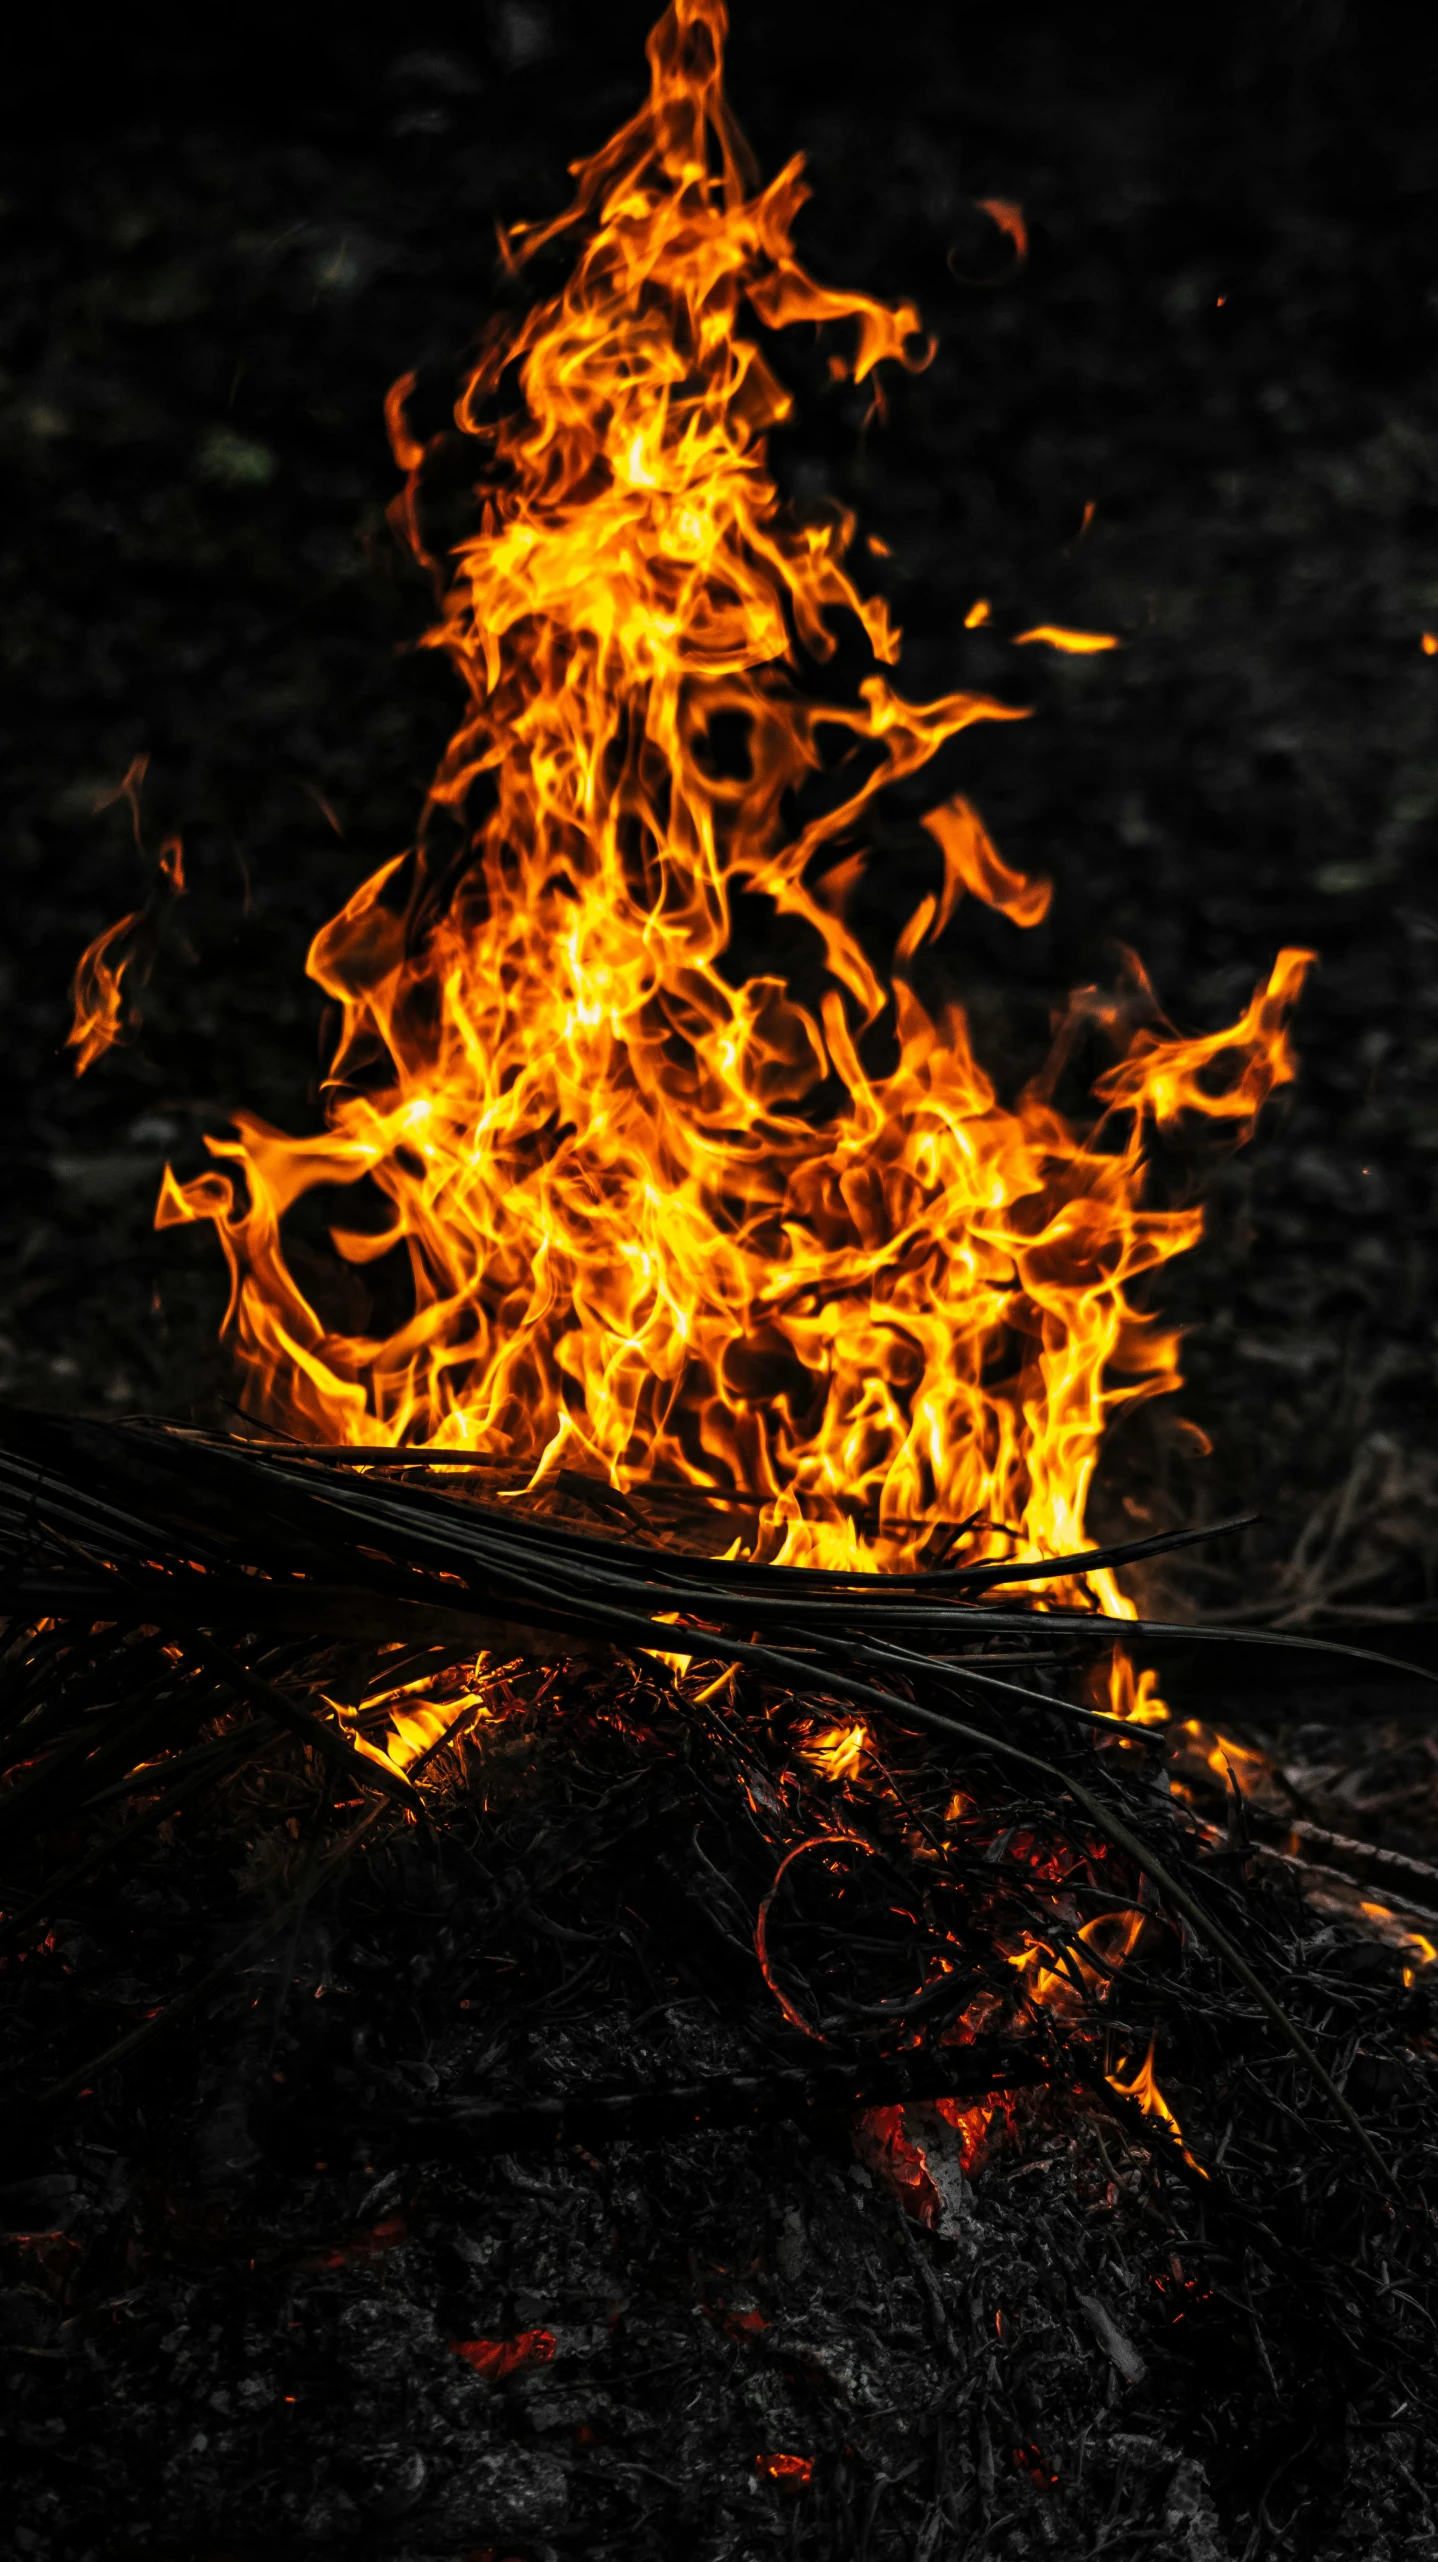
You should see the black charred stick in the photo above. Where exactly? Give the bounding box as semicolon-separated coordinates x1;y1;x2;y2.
192;1459;1436;1679
0;1671;213;1852
4;1558;781;1649
802;1625;1154;1734
0;1414;1238;1606
930;1513;1261;1590
204;1438;1240;1586
2;1418;1433;1692
0;1620;149;1755
0;1570;596;1666
431;1550;1392;2175
1246;1837;1438;1932
1244;1812;1438;1911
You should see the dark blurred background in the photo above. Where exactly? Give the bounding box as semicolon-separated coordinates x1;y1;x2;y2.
3;0;1436;1613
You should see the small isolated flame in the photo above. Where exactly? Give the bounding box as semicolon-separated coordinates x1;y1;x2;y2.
68;907;147;1077
1105;1653;1170;1727
139;0;1309;1605
1108;2036;1206;2174
1008;1904;1148;2013
1012;624;1120;655
799;1719;867;1782
67;754;186;1074
1359;1900;1438;1990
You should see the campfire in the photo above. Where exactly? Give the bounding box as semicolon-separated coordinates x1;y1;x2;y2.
9;5;1438;2555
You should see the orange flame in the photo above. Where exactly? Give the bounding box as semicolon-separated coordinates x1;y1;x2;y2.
1108;2036;1206;2173
68;751;186;1075
1105;1651;1169;1726
68;906;148;1076
154;0;1310;1601
1007;1905;1148;2013
799;1720;867;1781
1012;624;1120;654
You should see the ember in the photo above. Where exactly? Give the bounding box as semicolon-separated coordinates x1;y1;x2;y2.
757;2449;813;2487
452;2328;557;2382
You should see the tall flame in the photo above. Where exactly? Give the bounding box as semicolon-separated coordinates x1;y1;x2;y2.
156;0;1310;1585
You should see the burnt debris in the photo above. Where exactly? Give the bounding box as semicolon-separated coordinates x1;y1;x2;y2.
1;1412;1436;2558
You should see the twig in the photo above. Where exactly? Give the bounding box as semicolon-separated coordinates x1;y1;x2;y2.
157;1624;420;1811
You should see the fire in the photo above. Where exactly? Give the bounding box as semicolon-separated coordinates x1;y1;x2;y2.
1012;624;1120;655
329;1659;500;1776
68;907;147;1076
1108;2037;1206;2174
116;0;1309;1607
67;753;186;1074
1008;1905;1148;2013
799;1720;867;1782
1181;1722;1269;1788
1104;1652;1169;1727
1359;1901;1438;1989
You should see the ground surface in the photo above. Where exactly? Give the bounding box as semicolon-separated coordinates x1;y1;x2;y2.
4;1636;1437;2562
